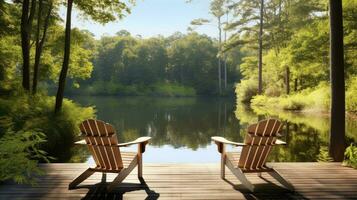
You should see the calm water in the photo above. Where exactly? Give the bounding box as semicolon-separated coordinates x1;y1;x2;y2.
70;96;357;163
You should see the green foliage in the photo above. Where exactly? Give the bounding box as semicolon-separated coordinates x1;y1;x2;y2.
231;0;356;115
151;83;196;97
73;81;196;97
74;0;134;24
45;27;95;85
343;144;357;169
0;93;95;163
235;78;258;103
0;36;21;92
69;32;240;96
346;77;357;113
251;84;330;111
0;128;47;185
317;146;334;162
0;111;50;185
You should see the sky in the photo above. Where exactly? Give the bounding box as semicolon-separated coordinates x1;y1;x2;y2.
60;0;218;39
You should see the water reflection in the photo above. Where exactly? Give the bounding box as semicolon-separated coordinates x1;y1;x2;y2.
69;96;356;163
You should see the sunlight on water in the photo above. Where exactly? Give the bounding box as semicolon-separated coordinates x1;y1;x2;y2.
70;96;357;163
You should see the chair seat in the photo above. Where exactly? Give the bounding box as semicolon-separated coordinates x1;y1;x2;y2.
226;151;273;173
226;151;241;167
91;151;138;172
121;152;137;168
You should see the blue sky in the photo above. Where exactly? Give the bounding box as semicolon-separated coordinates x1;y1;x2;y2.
61;0;217;39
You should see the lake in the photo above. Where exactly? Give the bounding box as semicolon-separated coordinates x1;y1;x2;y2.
70;96;357;163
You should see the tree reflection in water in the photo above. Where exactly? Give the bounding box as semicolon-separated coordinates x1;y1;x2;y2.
66;96;356;163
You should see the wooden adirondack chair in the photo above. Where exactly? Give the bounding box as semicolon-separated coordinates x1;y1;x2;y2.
212;119;294;192
68;119;151;192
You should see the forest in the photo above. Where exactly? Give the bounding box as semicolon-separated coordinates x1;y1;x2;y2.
0;0;356;184
66;32;241;96
227;0;357;113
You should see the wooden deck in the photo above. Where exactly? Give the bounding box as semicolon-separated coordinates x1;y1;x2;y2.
0;162;356;199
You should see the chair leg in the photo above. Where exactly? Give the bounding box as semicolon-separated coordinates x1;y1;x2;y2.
258;172;262;178
68;168;95;189
101;173;107;183
107;156;139;192
221;154;226;179
138;154;143;178
225;158;254;192
107;170;129;192
233;169;255;192
268;170;294;191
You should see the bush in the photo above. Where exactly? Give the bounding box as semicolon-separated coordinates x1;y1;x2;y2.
346;77;357;113
317;146;333;162
0;127;48;185
279;94;308;110
70;81;197;97
343;144;357;169
249;95;268;107
264;84;282;97
152;83;196;97
235;79;258;103
250;83;330;111
0;93;95;184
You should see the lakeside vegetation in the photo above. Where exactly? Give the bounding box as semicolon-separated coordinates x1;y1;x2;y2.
0;91;94;184
231;0;357;114
0;0;129;184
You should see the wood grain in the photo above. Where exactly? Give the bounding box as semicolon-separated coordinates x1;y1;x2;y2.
0;163;356;199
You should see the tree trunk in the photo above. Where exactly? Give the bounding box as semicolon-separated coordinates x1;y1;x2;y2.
20;0;36;91
285;67;290;94
224;59;227;89
294;78;297;92
224;12;228;89
55;0;73;113
258;0;264;94
32;0;52;94
180;65;183;84
218;16;222;95
329;0;345;162
300;77;303;90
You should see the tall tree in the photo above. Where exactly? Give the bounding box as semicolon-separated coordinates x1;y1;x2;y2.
218;16;222;94
54;0;133;113
328;0;345;161
32;0;53;94
54;0;72;113
258;0;264;94
285;66;290;94
223;6;229;90
20;0;36;91
190;0;225;94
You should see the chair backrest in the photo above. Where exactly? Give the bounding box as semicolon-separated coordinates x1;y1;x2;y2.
79;119;123;170
238;119;283;170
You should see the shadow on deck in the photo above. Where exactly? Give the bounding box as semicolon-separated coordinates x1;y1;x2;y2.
0;163;356;199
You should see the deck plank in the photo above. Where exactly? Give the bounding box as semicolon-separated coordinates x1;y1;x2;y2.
0;163;356;199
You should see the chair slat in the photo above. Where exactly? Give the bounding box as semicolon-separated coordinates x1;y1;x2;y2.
79;119;124;170
238;119;283;170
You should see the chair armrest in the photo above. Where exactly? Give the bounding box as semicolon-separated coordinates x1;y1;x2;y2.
74;137;151;153
117;137;151;147
74;137;151;146
74;139;86;145
212;137;245;154
275;139;287;145
211;136;246;147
